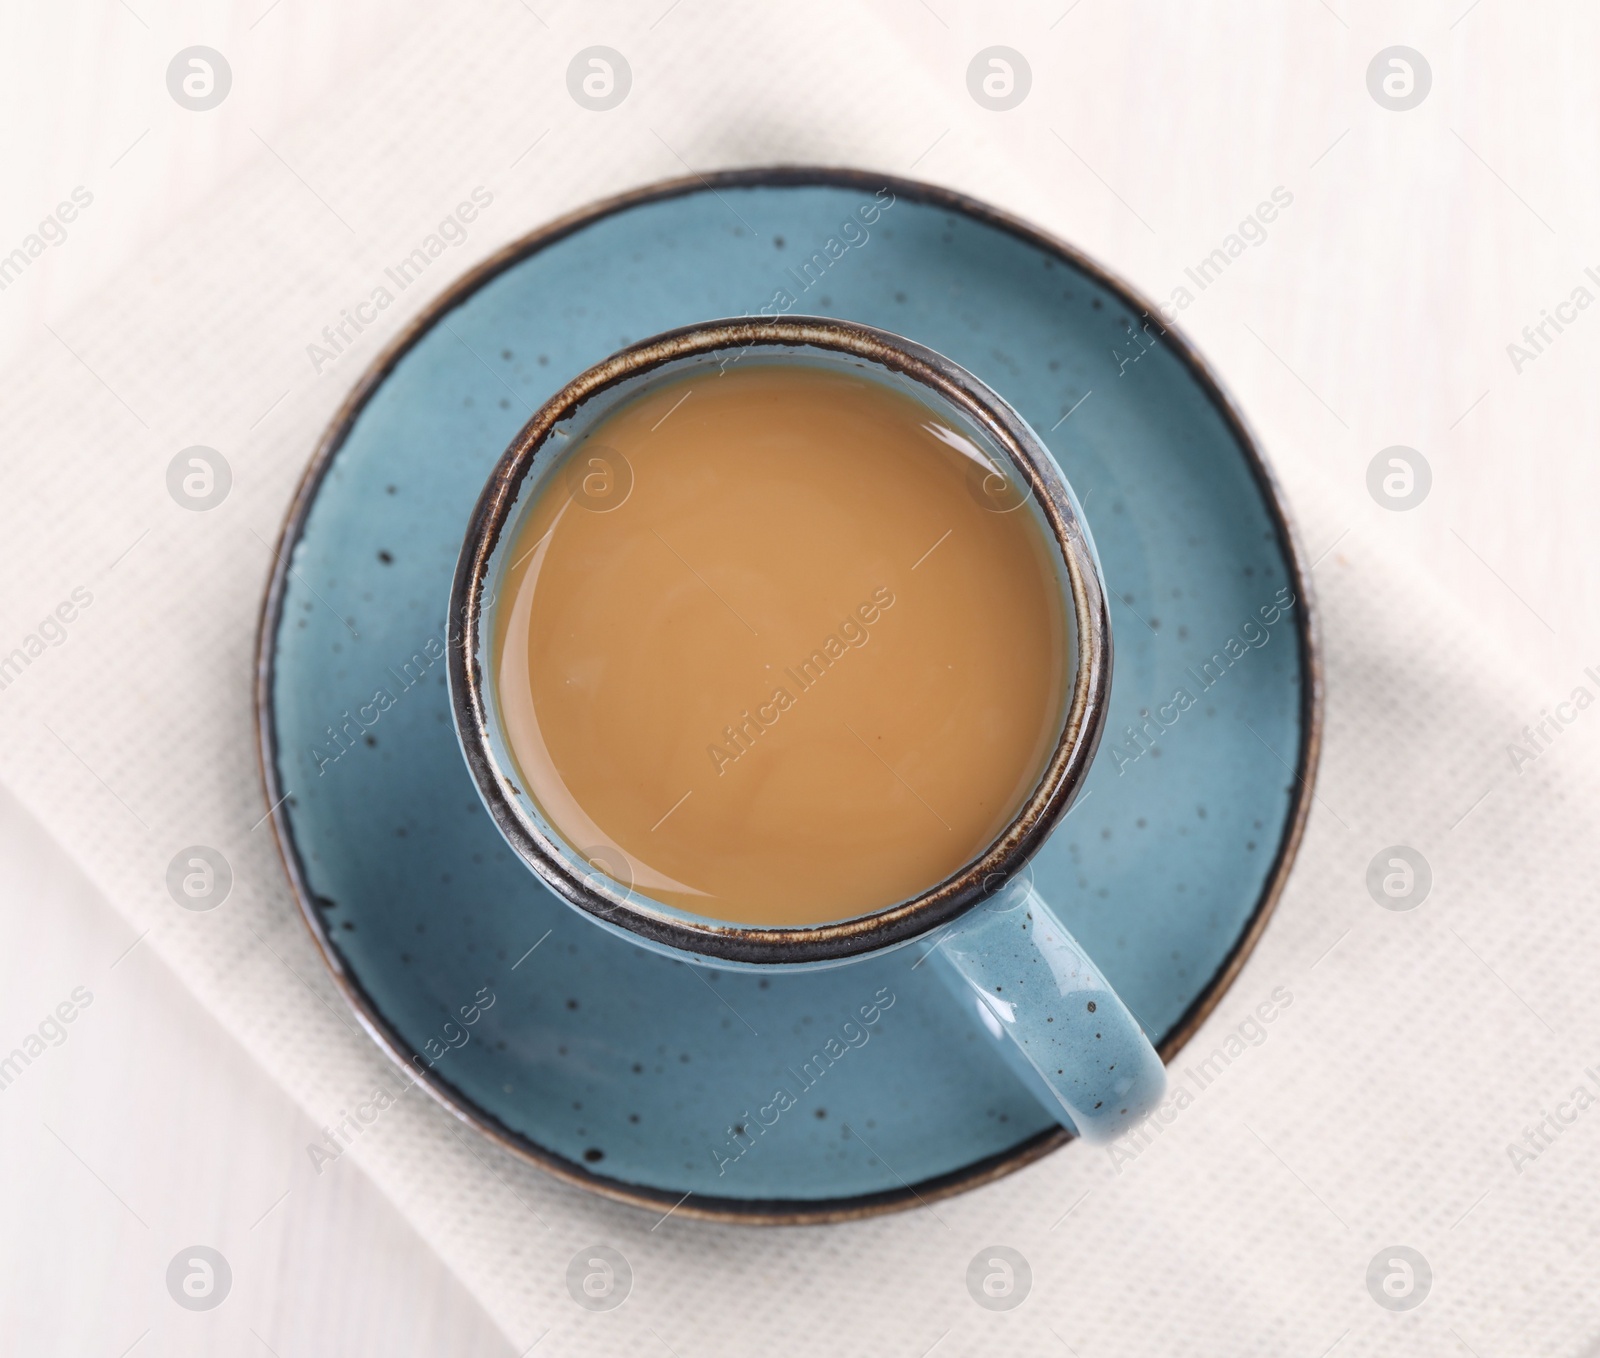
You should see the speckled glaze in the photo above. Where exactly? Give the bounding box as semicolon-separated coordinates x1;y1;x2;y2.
930;882;1166;1143
256;168;1320;1224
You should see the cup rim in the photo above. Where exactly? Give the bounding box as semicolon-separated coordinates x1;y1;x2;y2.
447;315;1113;965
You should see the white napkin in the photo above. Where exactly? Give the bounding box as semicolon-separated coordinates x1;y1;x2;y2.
3;3;1597;1354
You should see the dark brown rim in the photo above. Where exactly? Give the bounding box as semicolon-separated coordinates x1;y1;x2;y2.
448;316;1111;966
254;166;1323;1226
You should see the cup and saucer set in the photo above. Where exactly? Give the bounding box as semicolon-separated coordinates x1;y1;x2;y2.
257;168;1318;1224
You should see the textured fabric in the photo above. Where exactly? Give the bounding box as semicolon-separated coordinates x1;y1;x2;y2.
2;4;1596;1354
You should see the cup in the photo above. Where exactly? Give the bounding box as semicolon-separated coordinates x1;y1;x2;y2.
447;317;1165;1142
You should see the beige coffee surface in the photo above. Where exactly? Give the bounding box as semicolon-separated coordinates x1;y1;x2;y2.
494;363;1071;925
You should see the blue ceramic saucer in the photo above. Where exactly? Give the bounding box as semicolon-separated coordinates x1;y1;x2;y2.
257;169;1319;1223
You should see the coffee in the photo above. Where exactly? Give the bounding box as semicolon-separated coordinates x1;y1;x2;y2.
492;362;1071;926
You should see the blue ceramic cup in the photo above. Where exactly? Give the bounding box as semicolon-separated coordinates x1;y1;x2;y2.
448;317;1165;1143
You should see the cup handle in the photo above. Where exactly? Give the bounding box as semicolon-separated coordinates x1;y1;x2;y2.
927;880;1166;1143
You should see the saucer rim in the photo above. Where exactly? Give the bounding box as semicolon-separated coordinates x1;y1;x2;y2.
254;165;1323;1227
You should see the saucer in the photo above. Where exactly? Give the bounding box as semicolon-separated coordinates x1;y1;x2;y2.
257;169;1319;1223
